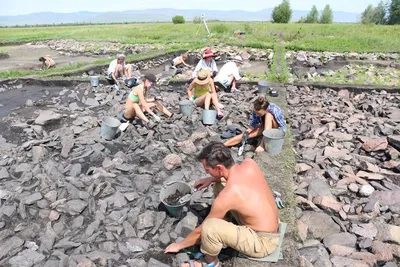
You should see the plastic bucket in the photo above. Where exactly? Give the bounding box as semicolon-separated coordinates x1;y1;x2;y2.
258;80;270;94
202;109;217;125
164;65;170;71
90;76;99;87
263;129;285;155
100;116;121;140
179;100;193;116
160;182;192;217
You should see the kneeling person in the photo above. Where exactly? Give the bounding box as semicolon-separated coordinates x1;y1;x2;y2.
214;55;243;93
121;73;172;126
164;142;280;267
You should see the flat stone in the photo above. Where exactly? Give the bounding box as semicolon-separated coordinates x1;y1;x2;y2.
388;135;400;150
177;139;197;154
126;238;150;252
0;167;10;180
359;238;373;249
299;211;341;240
372;240;393;261
330;256;369;267
159;231;170;246
85;220;100;236
299;139;318;148
328;132;353;141
61;135;74;158
323;232;357;248
15;163;32;173
49;210;60;221
85;98;99;107
359;184;375;197
34;110;62;125
364;199;380;213
375;222;400;244
349;252;377;266
124;192;139;202
299;245;332;267
328;245;356;257
9;249;45;267
147;258;170;267
348;183;359;193
32;146;46;163
175;212;198;237
123;221;136;238
0;236;24;260
313;196;343;212
22;192;43;205
361;138;388;152
56;199;87;215
136;210;155;230
351;223;377;239
359;161;380;173
295;163;312;173
324;147;350;159
370;190;400;206
127;259;146;267
356;171;384;181
133;175;153;193
163;154;182;170
308;179;332;201
77;259;96;267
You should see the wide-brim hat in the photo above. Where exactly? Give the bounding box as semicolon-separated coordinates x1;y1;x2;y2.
232;55;243;64
144;73;157;83
202;49;216;59
194;69;211;85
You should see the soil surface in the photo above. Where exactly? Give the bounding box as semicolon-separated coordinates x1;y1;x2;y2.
0;44;101;71
164;190;185;206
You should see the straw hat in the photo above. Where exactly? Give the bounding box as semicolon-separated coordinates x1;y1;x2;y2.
194;69;211;85
202;49;216;59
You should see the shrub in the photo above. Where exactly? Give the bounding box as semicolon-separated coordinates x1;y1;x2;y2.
243;23;253;34
193;16;201;24
271;0;292;23
212;23;228;34
172;15;185;24
305;5;319;23
320;5;333;24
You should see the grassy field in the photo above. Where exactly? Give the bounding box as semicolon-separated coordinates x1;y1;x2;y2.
1;22;400;53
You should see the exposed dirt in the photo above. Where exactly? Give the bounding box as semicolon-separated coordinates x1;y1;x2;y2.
0;44;101;72
164;190;185;206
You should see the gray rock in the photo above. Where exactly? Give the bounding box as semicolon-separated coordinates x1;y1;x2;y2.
177;140;197;154
127;259;146;267
359;184;375;197
39;222;57;251
34;110;62;125
25;99;34;106
85;98;99;107
56;199;87;215
61;135;74;158
150;211;166;235
388;135;400;150
1;204;16;217
126;238;150;252
137;210;155;230
351;223;377;240
358;238;373;249
54;238;81;249
383;263;398;267
123;221;136;238
15;163;32;174
323;233;357;248
159;231;171;246
330;256;369;267
32;146;46;163
22;192;43;205
299;245;332;267
175;212;198;237
0;167;9;180
134;175;153;193
299;211;341;240
147;258;170;267
85;220;100;236
163;154;182;170
8;249;45;267
69;164;82;177
0;236;24;260
308;179;332;201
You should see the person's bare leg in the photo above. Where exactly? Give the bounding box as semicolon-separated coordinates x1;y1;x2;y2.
210;92;223;116
133;103;150;123
114;65;123;79
265;112;279;130
204;93;212;110
125;64;133;78
224;128;263;147
155;102;172;117
194;95;207;108
123;99;136;120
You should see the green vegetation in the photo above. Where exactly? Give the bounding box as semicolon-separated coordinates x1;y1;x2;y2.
172;15;185;24
268;45;289;83
0;50;9;59
211;23;229;34
388;0;400;24
272;0;292;23
361;0;400;25
1;23;400;53
305;5;319;24
320;5;333;24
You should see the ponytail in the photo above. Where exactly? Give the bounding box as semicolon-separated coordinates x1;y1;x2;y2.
253;95;269;111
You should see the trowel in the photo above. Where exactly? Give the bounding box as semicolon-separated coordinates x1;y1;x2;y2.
238;131;249;156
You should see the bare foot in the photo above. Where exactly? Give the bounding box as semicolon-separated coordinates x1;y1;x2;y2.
255;146;265;153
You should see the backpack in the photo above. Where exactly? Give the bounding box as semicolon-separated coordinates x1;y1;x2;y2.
124;78;139;88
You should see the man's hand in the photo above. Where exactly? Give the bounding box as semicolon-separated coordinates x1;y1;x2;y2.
164;242;181;253
194;177;214;190
255;146;265;153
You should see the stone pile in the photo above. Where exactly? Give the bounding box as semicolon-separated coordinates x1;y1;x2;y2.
0;81;259;266
288;85;400;267
288;51;400;64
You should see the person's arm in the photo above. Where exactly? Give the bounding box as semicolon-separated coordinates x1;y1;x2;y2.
164;196;229;253
194;176;223;190
187;81;195;99
137;87;156;116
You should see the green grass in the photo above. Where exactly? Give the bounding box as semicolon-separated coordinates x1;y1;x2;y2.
1;22;400;52
268;45;289;83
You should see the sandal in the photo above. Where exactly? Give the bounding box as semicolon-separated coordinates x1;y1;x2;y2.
182;259;221;267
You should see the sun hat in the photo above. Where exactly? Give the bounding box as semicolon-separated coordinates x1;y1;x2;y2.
117;54;126;59
144;73;157;83
194;69;211;85
202;49;216;59
232;55;243;64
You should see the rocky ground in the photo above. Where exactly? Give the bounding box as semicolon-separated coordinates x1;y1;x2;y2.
288;86;400;267
0;80;263;267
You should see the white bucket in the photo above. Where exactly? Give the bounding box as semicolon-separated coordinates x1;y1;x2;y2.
263;129;285;154
90;76;99;87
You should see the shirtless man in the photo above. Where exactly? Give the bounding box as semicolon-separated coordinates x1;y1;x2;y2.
164;142;279;267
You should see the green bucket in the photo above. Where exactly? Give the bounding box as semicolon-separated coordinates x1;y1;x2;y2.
160;182;192;217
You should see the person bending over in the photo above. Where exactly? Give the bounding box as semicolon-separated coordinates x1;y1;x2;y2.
120;73;172;126
171;53;191;68
165;142;280;267
187;70;223;118
214;55;243;93
224;96;286;153
107;54;134;85
39;56;56;70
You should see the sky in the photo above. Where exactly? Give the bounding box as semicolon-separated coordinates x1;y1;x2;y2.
1;0;384;16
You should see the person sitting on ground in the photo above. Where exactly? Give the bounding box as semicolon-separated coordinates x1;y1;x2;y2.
164;142;280;267
187;70;224;118
120;73;172;126
224;96;286;153
39;56;56;70
171;53;191;69
192;49;218;79
214;55;243;93
107;54;134;85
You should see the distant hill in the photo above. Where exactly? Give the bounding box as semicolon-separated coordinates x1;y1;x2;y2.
0;8;360;26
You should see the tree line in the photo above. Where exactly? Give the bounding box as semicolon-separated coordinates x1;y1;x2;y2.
361;0;400;25
271;0;333;24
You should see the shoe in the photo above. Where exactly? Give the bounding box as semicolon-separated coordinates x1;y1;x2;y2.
118;112;128;123
231;88;240;94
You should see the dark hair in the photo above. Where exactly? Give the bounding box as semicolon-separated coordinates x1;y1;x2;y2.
144;73;157;83
39;57;45;61
197;141;234;168
253;95;270;111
